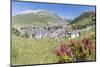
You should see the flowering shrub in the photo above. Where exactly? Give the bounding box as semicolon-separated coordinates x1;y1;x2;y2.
81;38;95;61
82;38;95;54
55;37;95;63
55;43;73;62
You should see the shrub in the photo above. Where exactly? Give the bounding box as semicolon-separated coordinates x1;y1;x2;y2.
12;27;19;36
89;32;96;40
82;38;95;60
55;43;73;62
54;37;95;63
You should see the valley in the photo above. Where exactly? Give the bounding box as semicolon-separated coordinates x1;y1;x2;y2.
12;9;96;65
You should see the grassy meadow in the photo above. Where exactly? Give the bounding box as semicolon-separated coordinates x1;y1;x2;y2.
12;34;65;65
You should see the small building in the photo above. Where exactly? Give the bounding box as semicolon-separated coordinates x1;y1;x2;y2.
69;30;80;38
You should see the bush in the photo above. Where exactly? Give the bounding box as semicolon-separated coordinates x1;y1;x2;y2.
89;32;96;40
55;43;73;62
12;27;19;36
54;37;95;63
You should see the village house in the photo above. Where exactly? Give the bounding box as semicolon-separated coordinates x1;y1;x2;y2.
69;30;80;39
15;26;81;40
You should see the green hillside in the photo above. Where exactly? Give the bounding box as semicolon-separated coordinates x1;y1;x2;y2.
69;11;96;30
12;10;68;27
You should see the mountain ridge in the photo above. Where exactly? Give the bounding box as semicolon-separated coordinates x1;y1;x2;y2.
12;9;68;27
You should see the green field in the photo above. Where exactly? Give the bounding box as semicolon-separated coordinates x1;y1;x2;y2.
12;34;66;65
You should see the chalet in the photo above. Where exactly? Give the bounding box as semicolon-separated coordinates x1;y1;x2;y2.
69;30;80;38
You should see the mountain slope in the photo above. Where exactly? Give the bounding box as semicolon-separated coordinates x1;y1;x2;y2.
12;10;68;27
69;11;96;30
